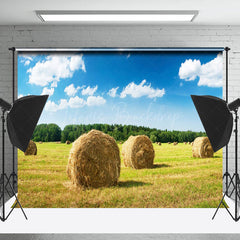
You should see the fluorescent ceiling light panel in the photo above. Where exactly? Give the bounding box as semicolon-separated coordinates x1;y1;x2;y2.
36;11;198;22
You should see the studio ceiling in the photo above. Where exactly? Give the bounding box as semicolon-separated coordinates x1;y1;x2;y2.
1;0;239;25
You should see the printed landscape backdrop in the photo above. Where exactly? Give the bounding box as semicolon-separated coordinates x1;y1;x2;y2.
17;50;223;208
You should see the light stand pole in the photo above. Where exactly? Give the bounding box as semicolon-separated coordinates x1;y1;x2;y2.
0;107;27;221
1;108;6;220
233;109;239;220
223;47;230;197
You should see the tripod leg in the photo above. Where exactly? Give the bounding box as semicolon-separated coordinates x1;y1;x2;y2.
4;175;27;220
222;200;237;221
212;191;228;220
5;202;17;221
212;174;236;220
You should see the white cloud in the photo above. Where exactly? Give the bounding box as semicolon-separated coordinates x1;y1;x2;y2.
86;96;106;106
64;84;80;97
45;96;86;112
68;96;85;108
120;80;165;99
21;56;33;61
24;60;31;66
44;95;105;112
21;56;33;66
81;86;98;96
51;81;58;88
179;59;201;81
70;55;86;72
45;100;59;112
198;54;223;87
41;87;54;96
179;54;223;87
58;99;69;110
27;54;86;87
108;87;119;98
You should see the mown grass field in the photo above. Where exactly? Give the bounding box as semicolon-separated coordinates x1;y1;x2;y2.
18;142;222;208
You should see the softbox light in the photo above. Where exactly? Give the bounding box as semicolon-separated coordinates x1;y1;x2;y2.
191;95;233;152
0;94;48;221
191;94;240;221
7;95;48;152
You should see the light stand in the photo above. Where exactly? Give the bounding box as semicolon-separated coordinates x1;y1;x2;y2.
191;95;240;221
0;108;27;221
0;94;48;221
212;103;240;221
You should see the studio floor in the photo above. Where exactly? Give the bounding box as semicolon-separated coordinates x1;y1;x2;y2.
0;196;240;234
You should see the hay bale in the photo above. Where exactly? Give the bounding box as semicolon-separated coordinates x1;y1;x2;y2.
168;142;171;144
158;142;161;146
66;140;71;144
39;141;42;144
192;137;214;158
122;135;155;169
173;142;178;145
67;129;120;188
24;140;37;155
191;142;194;146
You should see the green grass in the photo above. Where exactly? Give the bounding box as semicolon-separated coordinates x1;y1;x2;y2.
18;142;223;208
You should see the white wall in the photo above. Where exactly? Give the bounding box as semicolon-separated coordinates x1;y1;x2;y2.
0;24;239;193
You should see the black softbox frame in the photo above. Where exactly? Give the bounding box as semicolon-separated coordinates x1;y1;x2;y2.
7;95;48;152
0;95;48;221
191;95;233;152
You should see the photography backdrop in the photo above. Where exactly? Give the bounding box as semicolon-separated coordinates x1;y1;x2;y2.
16;48;223;208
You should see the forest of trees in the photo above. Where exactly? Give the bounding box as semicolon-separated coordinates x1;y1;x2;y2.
32;123;206;143
32;124;62;142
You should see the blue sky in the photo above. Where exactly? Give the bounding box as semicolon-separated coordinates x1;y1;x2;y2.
18;51;223;131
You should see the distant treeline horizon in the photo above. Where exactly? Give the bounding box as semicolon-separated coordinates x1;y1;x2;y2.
32;123;206;143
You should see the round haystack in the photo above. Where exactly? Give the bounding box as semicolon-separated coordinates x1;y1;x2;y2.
122;135;155;169
66;140;71;144
24;140;37;156
192;137;214;158
66;129;120;188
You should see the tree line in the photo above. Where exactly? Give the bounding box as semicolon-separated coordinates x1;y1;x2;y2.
32;123;206;143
